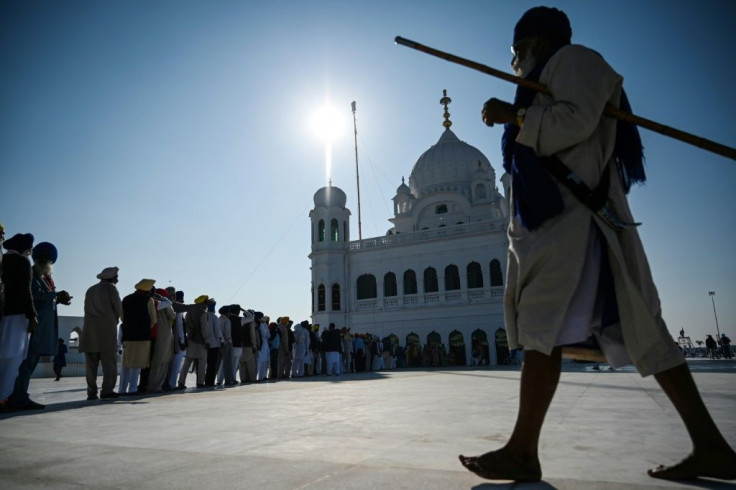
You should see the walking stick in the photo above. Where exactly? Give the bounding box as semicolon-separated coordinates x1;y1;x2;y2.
395;36;736;161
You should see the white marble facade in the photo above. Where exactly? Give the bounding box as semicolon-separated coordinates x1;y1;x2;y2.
309;98;513;366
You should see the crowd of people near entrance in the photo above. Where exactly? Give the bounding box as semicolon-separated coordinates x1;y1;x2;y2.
0;226;470;410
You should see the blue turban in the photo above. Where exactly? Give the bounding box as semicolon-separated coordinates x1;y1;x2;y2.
32;241;58;263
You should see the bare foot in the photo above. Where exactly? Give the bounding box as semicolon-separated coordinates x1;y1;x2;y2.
459;447;542;482
648;448;736;480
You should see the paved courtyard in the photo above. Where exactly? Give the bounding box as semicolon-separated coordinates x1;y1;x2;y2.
0;360;734;489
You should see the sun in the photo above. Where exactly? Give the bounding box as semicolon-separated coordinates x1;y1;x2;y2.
311;103;345;143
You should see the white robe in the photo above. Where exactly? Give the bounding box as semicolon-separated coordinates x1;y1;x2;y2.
507;44;683;376
0;315;30;399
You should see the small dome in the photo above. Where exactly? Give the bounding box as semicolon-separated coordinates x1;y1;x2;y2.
408;129;495;198
396;177;411;195
313;185;347;208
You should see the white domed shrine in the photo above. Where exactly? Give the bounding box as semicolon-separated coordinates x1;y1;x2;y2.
309;90;512;366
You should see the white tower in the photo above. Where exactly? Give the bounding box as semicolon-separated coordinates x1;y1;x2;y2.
308;184;351;328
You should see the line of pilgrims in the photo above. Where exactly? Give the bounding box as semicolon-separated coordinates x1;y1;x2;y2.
89;276;403;399
0;235;404;409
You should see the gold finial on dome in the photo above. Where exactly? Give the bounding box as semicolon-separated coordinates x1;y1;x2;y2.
440;89;452;129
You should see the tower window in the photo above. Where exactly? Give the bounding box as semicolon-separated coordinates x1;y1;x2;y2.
331;219;339;241
317;284;326;311
318;220;325;242
332;284;341;310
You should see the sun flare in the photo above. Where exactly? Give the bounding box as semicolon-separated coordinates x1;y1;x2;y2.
311;104;345;143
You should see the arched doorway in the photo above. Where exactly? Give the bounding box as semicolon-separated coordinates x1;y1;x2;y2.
448;330;466;366
69;327;82;353
471;329;490;366
426;330;442;367
387;333;402;368
495;328;510;365
405;332;421;367
388;333;400;349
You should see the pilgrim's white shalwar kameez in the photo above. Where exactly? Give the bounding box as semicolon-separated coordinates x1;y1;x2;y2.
147;299;175;392
506;44;683;377
257;321;270;381
291;325;309;377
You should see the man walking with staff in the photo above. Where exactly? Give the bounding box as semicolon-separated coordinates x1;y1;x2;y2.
451;6;735;482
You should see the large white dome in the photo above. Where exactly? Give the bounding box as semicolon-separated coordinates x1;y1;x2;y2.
408;129;495;198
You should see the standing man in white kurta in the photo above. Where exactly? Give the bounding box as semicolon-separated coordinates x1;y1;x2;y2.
79;266;122;400
255;312;270;381
459;6;736;483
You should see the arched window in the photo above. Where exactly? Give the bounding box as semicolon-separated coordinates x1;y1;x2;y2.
331;283;341;310
445;264;460;291
317;284;326;311
318;220;325;242
403;269;417;295
68;327;82;350
490;259;503;286
449;330;467;366
467;261;483;288
331;219;339;241
384;272;397;297
475;183;487;200
423;267;438;293
357;274;377;299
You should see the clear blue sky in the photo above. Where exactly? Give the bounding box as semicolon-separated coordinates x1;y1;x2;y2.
1;0;734;344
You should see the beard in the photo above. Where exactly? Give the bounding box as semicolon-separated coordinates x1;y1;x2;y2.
36;261;53;276
512;52;537;78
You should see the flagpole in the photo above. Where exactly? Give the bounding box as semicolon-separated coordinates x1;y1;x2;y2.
351;101;363;241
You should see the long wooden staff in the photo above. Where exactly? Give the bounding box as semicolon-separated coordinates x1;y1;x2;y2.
395;36;736;161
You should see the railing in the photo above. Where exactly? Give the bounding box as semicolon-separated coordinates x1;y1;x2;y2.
348;220;505;252
404;295;419;305
424;293;439;303
355;286;505;311
356;299;377;310
445;291;461;302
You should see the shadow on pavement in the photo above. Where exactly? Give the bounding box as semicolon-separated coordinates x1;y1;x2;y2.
472;481;557;489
